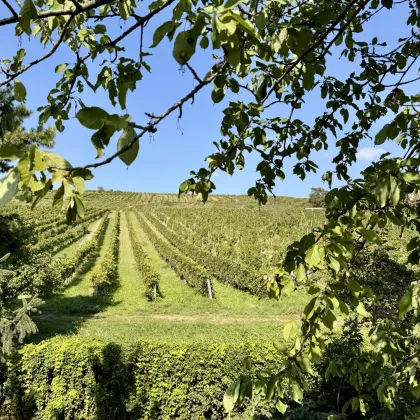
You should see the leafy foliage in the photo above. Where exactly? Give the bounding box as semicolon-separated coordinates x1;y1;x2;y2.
1;339;283;419
0;0;420;415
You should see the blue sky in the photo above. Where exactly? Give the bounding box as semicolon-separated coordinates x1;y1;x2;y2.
0;1;414;197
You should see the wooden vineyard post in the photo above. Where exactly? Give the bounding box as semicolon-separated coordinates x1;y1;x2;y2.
92;282;99;296
207;279;213;299
153;282;157;299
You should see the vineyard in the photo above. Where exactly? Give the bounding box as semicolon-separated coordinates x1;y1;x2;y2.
0;191;416;418
1;192;319;346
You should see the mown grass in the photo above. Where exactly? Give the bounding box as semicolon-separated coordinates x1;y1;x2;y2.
33;211;309;345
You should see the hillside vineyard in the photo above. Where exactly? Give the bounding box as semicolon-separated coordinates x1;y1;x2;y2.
0;191;417;418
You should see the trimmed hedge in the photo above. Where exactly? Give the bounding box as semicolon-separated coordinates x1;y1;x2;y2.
1;339;282;419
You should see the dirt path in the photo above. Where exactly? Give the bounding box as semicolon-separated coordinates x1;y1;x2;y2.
36;313;297;324
80;216;104;245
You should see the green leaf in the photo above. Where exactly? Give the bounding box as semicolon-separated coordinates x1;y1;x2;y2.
375;125;388;145
276;400;287;414
150;21;173;48
42;151;72;169
229;12;259;39
117;127;139;166
403;171;420;184
290;381;303;403
273;341;287;353
303;297;317;320
399;290;413;319
322;308;336;329
55;63;67;73
360;228;380;243
14;79;26;102
72;176;85;194
173;31;197;65
219;0;244;12
356;302;371;318
19;0;38;35
0;145;24;161
305;245;321;268
72;168;94;180
283;320;298;341
76;107;110;130
375;176;389;207
381;0;393;9
0;169;19;208
199;35;209;49
223;380;238;413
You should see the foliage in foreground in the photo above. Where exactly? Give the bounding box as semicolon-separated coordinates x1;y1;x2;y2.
0;0;420;416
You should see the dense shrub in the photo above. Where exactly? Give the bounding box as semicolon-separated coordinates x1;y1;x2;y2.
1;339;282;419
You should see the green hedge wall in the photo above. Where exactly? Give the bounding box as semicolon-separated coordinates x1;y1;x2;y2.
1;338;283;419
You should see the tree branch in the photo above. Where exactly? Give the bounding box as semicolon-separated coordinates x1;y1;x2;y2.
262;0;368;103
48;63;226;172
0;0;116;26
0;16;75;87
1;0;18;19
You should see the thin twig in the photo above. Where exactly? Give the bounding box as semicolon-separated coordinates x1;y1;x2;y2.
185;63;203;83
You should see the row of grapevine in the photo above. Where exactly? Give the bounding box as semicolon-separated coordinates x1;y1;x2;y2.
133;211;214;298
126;212;161;301
143;211;266;297
34;207;100;236
14;213;110;297
28;209;108;255
54;213;110;286
90;212;121;293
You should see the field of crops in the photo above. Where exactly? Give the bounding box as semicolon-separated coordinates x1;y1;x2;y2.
2;191;418;418
1;192;328;345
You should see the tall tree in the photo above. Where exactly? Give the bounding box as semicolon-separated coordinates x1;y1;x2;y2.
0;88;55;173
0;0;419;415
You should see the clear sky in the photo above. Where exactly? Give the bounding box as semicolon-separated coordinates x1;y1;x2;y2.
0;1;414;197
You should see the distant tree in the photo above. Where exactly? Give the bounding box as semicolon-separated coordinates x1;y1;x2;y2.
308;187;328;208
97;186;105;192
0;88;55;173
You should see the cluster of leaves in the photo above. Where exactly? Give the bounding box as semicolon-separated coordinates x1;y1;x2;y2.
90;211;121;292
134;210;214;297
126;212;161;301
225;156;420;416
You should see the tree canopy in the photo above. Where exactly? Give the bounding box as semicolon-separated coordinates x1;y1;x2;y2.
0;0;420;416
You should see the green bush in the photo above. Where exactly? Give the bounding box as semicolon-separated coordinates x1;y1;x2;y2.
1;338;282;419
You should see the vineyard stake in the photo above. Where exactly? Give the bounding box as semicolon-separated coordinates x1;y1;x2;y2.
207;279;213;299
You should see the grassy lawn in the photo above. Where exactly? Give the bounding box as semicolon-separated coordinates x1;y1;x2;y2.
32;211;309;345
